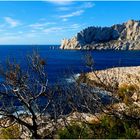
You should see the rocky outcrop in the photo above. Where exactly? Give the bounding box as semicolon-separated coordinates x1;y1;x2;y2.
84;66;140;87
60;20;140;50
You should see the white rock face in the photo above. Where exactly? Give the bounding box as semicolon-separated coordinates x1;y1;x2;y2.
60;37;80;49
60;20;140;50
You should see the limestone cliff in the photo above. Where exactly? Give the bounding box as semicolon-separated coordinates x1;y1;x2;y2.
60;20;140;50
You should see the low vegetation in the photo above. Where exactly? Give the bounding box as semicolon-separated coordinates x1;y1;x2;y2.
57;114;139;139
0;125;20;139
0;52;139;139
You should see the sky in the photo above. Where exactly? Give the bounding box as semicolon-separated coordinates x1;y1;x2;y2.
0;1;140;45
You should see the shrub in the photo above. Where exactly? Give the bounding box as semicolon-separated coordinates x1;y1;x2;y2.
100;115;137;138
57;115;138;139
57;123;93;139
0;124;20;139
117;84;138;104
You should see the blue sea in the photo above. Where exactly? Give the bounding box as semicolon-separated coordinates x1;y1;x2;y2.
0;45;140;84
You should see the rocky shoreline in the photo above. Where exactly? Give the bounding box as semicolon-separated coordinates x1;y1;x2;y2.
0;66;140;139
60;20;140;50
84;66;140;87
78;66;140;121
78;65;140;107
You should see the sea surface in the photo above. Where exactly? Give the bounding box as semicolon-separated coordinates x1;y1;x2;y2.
0;45;140;85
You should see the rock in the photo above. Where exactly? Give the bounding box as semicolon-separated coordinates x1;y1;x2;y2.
112;103;128;112
133;101;140;107
67;112;100;124
131;92;138;101
60;19;140;50
60;37;80;49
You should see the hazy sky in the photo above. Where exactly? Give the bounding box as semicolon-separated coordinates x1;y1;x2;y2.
0;1;140;45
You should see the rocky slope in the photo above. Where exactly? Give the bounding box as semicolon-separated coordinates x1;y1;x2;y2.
84;66;140;87
60;20;140;50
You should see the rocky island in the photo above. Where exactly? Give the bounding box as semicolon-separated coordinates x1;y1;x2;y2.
60;20;140;50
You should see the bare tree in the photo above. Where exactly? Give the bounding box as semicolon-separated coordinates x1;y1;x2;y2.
0;51;48;138
1;51;138;139
0;51;104;138
85;53;119;92
84;53;140;121
0;51;69;138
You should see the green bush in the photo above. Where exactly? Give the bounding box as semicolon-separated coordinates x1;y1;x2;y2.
0;124;20;139
57;115;138;139
99;115;137;139
57;123;93;139
117;84;138;104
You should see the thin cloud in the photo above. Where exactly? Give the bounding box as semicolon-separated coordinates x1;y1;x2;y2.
18;31;24;34
70;23;81;29
58;2;94;12
43;23;82;34
81;2;95;9
4;17;20;27
62;18;68;22
47;0;73;5
0;35;21;44
60;10;84;18
43;27;63;33
29;23;44;28
29;22;56;30
58;7;71;11
58;2;94;21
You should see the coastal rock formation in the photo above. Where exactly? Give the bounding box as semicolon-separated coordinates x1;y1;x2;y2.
85;66;140;87
60;20;140;50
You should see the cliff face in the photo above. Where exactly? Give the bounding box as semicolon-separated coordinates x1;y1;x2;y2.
60;20;140;50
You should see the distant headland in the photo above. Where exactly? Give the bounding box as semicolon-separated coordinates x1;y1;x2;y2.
60;20;140;50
